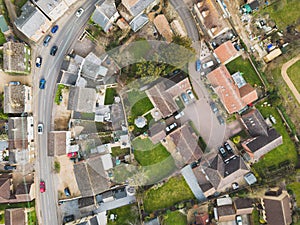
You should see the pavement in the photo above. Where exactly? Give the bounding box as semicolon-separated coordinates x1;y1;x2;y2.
281;55;300;105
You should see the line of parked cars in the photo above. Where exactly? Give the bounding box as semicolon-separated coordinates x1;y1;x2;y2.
218;142;233;158
181;89;195;104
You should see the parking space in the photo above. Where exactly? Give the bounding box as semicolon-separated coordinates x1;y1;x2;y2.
210;29;237;49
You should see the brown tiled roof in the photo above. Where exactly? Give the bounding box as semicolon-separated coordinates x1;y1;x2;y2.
214;41;239;64
149;122;166;144
5;208;25;225
239;84;258;105
217;204;236;217
0;177;11;201
48;131;67;156
153;14;173;43
8;117;28;150
207;66;246;114
234;198;253;209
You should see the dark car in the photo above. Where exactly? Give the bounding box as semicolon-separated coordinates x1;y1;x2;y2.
219;147;227;157
64;187;71;197
39;78;46;89
63;215;75;224
210;102;218;113
43;35;52;46
195;59;201;71
50;46;58;56
217;115;225;125
51;25;59;34
224;142;233;152
4;165;16;170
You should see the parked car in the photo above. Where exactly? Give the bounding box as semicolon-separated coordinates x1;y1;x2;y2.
236;215;243;225
195;59;201;71
217;115;225;125
51;25;59;34
43;35;52;46
187;89;195;100
50;45;58;56
63;215;75;224
166;123;177;132
224;142;233;152
232;182;239;190
181;93;189;104
37;123;43;134
75;8;84;17
40;181;46;193
39;78;46;89
67;152;78;158
209;102;218;113
218;146;227;157
4;165;16;170
64;187;71;197
202;60;214;69
35;56;42;67
9;81;20;85
174;111;184;119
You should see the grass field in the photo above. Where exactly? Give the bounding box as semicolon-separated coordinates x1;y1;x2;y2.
143;176;194;213
252;104;297;173
107;204;139;225
162;211;187;225
104;88;117;105
287;182;300;207
127;90;154;118
287;60;300;92
226;56;263;87
261;0;300;30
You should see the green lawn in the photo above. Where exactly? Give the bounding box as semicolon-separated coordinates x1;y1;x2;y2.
143;176;195;213
287;60;300;92
287;182;300;207
111;146;130;157
107;204;140;225
162;211;187;225
261;0;300;30
175;97;185;110
104;88;117;105
252;104;297;173
27;210;37;225
127;90;154;118
0;201;35;210
226;56;263;87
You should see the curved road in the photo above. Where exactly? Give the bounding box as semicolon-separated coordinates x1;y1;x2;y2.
33;1;98;224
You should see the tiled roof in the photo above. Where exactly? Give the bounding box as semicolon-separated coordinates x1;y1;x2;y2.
153;14;173;43
234;198;253;209
3;42;29;73
239;84;258;104
214;41;239;64
68;87;97;113
48;131;67;156
217;204;236;217
241;109;269;136
149;122;166;144
8;117;28;150
5;208;25;225
122;0;156;17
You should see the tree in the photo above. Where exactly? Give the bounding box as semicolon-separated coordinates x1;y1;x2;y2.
135;58;167;78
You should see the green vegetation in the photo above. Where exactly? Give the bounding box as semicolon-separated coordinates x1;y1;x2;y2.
287;182;300;207
287;60;300;92
0;201;35;210
226;56;263;87
80;113;95;120
27;210;37;225
0;212;4;224
104;88;117;105
175;97;185;111
125;39;151;59
54;84;66;105
127;90;154;118
54;161;60;173
226;114;237;123
107;204;140;225
0;93;8;120
111;146;130;157
198;136;207;150
162;211;187;225
277;105;297;135
0;30;5;45
252;104;297;174
261;0;300;30
143;176;194;212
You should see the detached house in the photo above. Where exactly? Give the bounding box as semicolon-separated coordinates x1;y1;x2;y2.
121;0;159;17
153;14;173;43
241;109;283;162
214;41;240;64
80;52;108;81
68;87;97;113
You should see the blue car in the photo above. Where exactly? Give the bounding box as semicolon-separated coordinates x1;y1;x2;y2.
181;93;189;104
195;59;201;71
51;25;59;34
39;78;46;89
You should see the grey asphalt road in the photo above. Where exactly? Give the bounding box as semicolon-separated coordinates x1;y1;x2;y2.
32;1;98;224
169;0;199;41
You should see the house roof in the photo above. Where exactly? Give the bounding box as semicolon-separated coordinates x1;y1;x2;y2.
129;13;149;32
217;204;236;217
5;208;25;225
249;0;259;10
234;198;253;209
153;14;173;43
244;128;282;153
207;66;247;114
74;155;110;197
239;84;258;104
3;42;29;73
241;109;269;136
0;15;9;33
48;131;67;156
60;71;78;86
81;52;108;80
214;41;239;64
0;176;11;201
68;87;97;113
4;85;28;114
263;190;292;225
149;122;166;144
168;124;203;164
122;0;156;17
8;117;28;150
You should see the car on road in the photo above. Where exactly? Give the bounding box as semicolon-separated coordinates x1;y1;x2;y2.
224;142;233;152
51;25;59;34
37;123;43;134
35;56;42;67
166;123;177;132
236;215;243;225
217;115;225;125
187;89;195;100
63;215;75;224
4;165;16;170
202;60;214;69
9;81;20;85
218;146;227;157
209;102;218;113
64;187;71;197
75;8;84;17
181;93;189;104
43;35;52;46
174;111;184;119
195;59;201;71
40;181;46;193
39;78;46;89
50;45;58;56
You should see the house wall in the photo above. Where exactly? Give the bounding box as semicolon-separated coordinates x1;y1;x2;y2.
236;208;253;215
253;136;283;161
218;214;236;222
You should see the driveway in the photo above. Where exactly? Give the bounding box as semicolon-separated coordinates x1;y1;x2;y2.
0;71;31;92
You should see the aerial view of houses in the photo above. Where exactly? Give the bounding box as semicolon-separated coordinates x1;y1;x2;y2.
0;0;299;224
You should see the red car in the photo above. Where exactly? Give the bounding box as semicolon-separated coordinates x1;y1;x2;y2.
67;152;78;158
40;181;46;193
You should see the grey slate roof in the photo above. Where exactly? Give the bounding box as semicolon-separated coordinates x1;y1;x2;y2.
8;117;28;150
241;109;268;137
4;85;26;114
122;0;156;17
129;13;149;32
60;71;78;86
81;53;108;80
68;87;97;113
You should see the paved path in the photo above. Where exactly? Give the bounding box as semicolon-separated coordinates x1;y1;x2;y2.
281;55;300;104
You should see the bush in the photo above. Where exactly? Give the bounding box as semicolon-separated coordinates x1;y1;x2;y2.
54;84;66;105
233;136;241;144
54;161;60;173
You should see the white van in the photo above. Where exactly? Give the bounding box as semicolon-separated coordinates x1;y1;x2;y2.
202;61;214;69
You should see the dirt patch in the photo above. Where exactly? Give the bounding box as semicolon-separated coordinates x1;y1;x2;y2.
53;88;71;131
0;71;32;93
